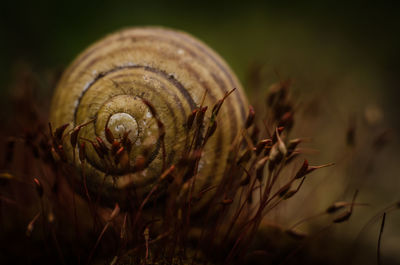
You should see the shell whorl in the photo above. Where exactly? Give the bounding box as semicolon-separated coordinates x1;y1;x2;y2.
50;27;248;205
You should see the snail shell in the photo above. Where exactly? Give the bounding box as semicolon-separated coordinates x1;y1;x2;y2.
50;27;248;206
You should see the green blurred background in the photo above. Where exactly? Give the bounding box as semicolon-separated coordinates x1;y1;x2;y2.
1;1;400;263
1;1;399;124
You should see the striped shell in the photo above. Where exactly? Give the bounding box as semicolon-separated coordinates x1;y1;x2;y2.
50;27;248;206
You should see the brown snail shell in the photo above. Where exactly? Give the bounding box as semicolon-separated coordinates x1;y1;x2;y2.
50;27;249;206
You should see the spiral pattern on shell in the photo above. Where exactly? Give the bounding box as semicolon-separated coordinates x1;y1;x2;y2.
50;27;249;206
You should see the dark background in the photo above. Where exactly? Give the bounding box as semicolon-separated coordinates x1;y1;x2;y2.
1;1;399;123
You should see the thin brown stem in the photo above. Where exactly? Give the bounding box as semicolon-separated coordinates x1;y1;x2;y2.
377;212;386;265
